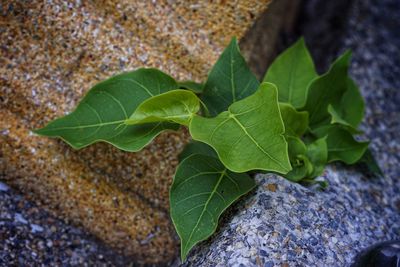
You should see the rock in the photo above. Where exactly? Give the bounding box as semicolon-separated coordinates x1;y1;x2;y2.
0;185;131;266
183;0;400;266
0;0;272;264
240;0;302;79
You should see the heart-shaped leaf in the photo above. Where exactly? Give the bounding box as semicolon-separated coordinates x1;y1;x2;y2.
263;38;317;108
34;68;180;151
303;51;352;129
126;89;200;126
201;37;259;116
170;154;255;261
279;103;309;137
190;83;291;173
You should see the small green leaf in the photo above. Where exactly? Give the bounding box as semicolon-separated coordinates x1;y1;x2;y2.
336;78;365;128
179;141;217;162
286;155;313;182
306;137;328;177
34;69;180;151
327;105;361;134
178;81;204;94
126;90;200;126
325;127;369;164
201;37;259;116
287;136;307;155
170;154;255;261
190;83;291;173
263;38;317;108
358;149;383;176
284;136;312;182
279;103;309;137
303;51;352;129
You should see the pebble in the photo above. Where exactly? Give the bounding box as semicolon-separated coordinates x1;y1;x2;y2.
0;182;9;192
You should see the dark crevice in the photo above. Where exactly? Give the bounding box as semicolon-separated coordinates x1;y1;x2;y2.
241;0;354;77
292;0;355;72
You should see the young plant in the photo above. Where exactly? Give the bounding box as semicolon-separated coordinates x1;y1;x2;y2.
34;37;380;261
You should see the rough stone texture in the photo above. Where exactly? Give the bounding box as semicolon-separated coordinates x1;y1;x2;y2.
183;0;400;266
0;0;270;264
0;181;131;266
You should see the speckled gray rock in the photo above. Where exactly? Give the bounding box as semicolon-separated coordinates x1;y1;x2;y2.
183;0;400;266
0;182;131;266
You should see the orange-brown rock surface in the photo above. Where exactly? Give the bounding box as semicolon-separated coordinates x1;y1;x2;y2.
0;0;270;264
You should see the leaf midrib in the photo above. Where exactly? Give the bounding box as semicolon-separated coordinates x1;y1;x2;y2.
230;44;236;102
183;169;226;253
230;113;289;171
287;55;296;103
38;120;126;131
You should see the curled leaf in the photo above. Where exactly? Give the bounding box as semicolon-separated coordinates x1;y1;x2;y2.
126;89;200;126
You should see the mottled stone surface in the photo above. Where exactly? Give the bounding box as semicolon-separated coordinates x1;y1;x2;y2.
0;181;131;266
184;0;400;266
0;0;270;264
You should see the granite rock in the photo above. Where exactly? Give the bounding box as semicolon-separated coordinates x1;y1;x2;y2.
183;0;400;266
0;0;270;264
0;181;131;266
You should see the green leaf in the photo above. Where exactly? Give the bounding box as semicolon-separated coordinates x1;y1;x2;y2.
286;155;313;182
303;51;352;129
178;81;204;94
263;38;317;108
190;82;291;173
284;136;312;182
170;154;255;261
279;103;309;137
34;68;180;151
126;89;200;126
358;149;383;176
287;136;307;155
327;78;365;133
325;127;369;164
306;137;328;177
179;141;217;162
309;124;331;138
327;105;361;134
201;37;259;116
336;78;365;128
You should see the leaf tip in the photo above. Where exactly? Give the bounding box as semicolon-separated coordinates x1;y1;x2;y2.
230;36;238;43
31;127;47;136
